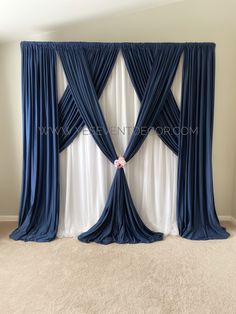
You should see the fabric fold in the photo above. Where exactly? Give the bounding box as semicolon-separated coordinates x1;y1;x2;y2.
57;45;118;162
177;44;229;240
79;168;163;244
10;44;59;242
58;45;120;152
122;45;180;155
124;45;183;161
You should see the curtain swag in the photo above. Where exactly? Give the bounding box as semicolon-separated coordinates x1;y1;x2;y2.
10;41;229;243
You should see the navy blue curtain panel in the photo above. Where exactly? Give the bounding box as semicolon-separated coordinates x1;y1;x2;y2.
57;44;119;162
122;45;179;155
10;43;59;241
59;45;119;152
10;41;229;243
123;44;183;162
177;44;229;240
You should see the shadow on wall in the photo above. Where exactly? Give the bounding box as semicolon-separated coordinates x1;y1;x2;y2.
0;43;21;216
36;0;235;43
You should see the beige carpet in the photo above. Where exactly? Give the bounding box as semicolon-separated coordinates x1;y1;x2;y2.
0;222;236;314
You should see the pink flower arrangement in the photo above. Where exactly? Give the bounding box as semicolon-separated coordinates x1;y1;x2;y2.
114;156;126;169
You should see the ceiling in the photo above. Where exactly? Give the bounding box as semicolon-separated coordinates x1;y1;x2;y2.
0;0;184;42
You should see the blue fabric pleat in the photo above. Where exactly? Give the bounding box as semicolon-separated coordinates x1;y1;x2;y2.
10;44;59;241
124;45;183;162
79;168;163;244
58;86;84;152
57;45;119;162
122;45;180;155
153;91;179;155
58;46;119;152
177;44;229;240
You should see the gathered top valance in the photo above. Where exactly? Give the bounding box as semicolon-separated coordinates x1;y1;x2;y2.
21;41;215;50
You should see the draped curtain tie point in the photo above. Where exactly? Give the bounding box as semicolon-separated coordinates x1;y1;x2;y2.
114;156;126;168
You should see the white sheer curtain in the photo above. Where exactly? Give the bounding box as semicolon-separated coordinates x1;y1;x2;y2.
57;53;183;238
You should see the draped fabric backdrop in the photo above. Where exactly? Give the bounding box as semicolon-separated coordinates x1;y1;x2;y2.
57;53;181;238
10;42;229;243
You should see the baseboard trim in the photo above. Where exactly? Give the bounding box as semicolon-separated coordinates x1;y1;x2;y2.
219;215;236;226
0;215;235;225
0;215;18;222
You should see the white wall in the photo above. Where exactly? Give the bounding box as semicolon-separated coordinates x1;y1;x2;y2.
0;42;21;215
233;160;236;219
0;0;236;218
